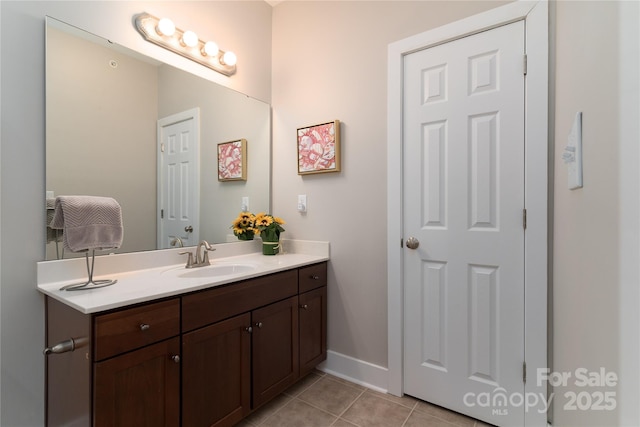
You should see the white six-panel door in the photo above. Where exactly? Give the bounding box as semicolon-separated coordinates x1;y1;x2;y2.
403;21;526;426
157;109;200;249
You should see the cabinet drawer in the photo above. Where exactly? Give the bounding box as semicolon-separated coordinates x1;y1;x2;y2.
182;270;298;332
94;298;180;361
298;262;327;293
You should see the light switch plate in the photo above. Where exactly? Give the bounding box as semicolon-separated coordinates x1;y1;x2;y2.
241;196;249;212
566;112;583;190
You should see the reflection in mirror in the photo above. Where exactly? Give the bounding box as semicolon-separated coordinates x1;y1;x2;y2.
45;17;271;260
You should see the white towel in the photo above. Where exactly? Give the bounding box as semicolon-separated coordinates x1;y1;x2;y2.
50;196;123;253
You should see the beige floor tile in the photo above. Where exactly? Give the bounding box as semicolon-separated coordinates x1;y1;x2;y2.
243;393;292;426
261;399;337;427
413;401;476;426
363;389;418;409
332;418;360;427
237;369;487;427
341;392;412;427
284;372;324;397
323;374;367;391
404;410;459;427
298;377;364;415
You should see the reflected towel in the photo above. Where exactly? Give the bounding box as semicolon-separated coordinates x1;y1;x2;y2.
46;198;62;244
50;196;123;253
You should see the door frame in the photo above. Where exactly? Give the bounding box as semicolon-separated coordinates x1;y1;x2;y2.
157;108;201;249
386;2;548;426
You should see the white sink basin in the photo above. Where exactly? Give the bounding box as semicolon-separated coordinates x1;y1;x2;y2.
175;263;257;279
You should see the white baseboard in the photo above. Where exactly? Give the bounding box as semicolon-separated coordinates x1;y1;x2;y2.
317;350;389;394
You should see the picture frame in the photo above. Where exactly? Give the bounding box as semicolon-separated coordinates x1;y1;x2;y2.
297;120;341;175
218;139;247;181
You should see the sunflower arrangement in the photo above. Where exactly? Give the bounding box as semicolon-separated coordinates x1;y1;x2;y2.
231;212;257;240
253;212;286;243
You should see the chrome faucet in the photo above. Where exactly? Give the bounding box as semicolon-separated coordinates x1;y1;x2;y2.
170;236;184;248
179;240;216;268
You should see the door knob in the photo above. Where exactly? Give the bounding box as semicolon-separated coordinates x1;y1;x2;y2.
185;225;193;233
406;237;420;249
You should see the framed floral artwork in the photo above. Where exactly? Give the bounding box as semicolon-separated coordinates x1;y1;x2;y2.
218;139;247;181
297;120;341;175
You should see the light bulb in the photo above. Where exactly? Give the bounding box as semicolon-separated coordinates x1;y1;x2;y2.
222;51;237;66
182;30;199;47
156;18;175;37
202;41;219;57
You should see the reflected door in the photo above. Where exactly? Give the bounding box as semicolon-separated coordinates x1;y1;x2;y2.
402;21;526;426
158;108;200;249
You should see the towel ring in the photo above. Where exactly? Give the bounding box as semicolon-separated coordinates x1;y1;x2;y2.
59;249;118;291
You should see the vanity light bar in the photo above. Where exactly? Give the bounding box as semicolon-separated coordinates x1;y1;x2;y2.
134;13;237;77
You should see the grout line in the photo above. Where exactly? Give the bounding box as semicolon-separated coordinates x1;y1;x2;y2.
250;394;295;426
363;388;420;410
400;407;415;427
323;375;368;393
283;373;324;398
331;388;367;426
290;396;344;425
293;375;367;426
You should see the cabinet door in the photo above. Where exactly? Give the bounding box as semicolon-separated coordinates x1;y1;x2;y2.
94;337;180;427
252;296;299;408
182;313;251;427
299;286;327;376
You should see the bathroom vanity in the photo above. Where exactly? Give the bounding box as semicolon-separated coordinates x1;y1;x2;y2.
38;243;328;427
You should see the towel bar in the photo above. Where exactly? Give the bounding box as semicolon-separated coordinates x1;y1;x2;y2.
59;249;117;291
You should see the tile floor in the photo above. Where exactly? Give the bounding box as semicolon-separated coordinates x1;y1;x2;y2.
238;370;493;427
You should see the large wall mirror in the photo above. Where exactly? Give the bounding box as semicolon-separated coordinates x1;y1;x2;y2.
45;17;271;260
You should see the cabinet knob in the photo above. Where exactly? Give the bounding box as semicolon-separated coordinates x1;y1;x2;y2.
255;322;263;328
310;275;320;280
139;323;151;331
300;304;308;310
171;355;180;364
245;326;253;333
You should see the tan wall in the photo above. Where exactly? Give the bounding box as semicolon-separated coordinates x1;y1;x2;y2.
552;1;639;425
271;0;509;368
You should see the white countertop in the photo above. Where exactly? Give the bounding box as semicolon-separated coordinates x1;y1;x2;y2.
37;240;329;314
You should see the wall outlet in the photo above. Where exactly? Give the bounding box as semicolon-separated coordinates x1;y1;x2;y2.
297;195;307;213
241;196;249;212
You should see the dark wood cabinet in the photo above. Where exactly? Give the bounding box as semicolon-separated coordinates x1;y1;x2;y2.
181;270;302;426
45;261;328;427
299;286;327;376
298;262;328;376
94;337;180;427
182;313;251;427
252;295;299;408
